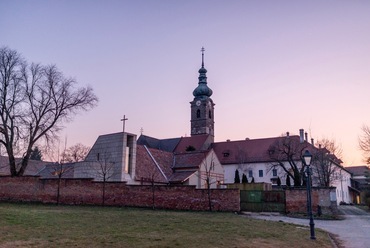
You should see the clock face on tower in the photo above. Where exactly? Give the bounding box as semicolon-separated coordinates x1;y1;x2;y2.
196;100;201;106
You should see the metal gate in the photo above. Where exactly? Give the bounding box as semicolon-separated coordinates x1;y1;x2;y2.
240;190;285;212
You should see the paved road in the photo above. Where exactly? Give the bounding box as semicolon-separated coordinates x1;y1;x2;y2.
247;206;370;248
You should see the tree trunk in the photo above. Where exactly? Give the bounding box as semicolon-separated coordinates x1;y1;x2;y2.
207;179;212;211
152;180;155;210
102;179;106;206
57;176;61;205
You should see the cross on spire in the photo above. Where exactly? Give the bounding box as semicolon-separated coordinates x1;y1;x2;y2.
201;47;205;67
121;115;128;133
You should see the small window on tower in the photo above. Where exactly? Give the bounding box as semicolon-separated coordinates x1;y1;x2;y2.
197;109;200;118
209;110;212;118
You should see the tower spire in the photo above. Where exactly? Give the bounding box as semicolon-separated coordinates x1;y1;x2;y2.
193;47;212;98
201;47;205;68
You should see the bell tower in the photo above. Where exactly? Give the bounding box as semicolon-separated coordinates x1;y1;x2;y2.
190;47;215;140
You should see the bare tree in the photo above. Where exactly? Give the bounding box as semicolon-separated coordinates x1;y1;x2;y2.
48;138;75;205
49;162;74;205
268;136;307;187
235;147;250;180
139;162;163;210
94;151;116;206
61;143;90;163
0;47;98;176
198;152;223;211
359;125;370;164
311;138;343;187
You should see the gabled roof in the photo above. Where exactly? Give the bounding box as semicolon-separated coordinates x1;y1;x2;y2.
0;155;51;176
173;151;208;169
346;165;370;176
173;135;212;153
169;170;197;183
137;135;181;152
135;141;213;184
135;145;173;183
212;135;312;164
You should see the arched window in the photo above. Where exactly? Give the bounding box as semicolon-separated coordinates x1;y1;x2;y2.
196;109;200;118
209;110;212;119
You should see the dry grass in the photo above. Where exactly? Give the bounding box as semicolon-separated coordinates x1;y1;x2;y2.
0;203;333;247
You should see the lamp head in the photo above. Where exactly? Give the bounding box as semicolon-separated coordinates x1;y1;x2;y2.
303;150;312;166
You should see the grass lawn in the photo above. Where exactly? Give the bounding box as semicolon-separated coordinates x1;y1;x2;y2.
0;203;333;248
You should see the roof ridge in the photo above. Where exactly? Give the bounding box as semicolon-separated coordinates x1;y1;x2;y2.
143;145;168;181
214;135;299;144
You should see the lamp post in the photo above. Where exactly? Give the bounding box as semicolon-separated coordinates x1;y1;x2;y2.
302;149;316;240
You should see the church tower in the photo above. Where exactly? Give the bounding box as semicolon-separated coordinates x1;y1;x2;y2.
190;47;215;140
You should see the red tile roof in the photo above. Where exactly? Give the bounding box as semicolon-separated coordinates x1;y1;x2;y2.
135;145;210;184
173;151;208;169
135;145;173;183
212;135;313;164
346;165;370;176
174;135;212;153
169;170;197;183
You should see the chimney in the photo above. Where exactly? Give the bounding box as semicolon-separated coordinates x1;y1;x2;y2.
299;129;304;143
311;138;314;145
305;132;308;142
286;132;290;137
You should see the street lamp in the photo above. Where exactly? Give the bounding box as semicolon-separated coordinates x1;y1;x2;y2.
302;149;316;240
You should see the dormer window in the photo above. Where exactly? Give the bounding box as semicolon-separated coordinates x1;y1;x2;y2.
223;152;230;157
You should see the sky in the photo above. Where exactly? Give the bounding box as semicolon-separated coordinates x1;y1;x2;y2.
1;1;370;166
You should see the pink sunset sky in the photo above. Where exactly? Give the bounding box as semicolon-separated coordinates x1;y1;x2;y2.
1;1;370;166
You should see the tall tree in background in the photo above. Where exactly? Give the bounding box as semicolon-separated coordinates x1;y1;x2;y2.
0;47;98;176
234;169;240;183
268;136;307;186
359;125;370;164
30;146;42;161
61;143;90;163
311;138;343;187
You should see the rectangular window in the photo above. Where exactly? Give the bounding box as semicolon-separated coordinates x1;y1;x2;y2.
272;169;277;177
259;170;263;177
248;170;253;178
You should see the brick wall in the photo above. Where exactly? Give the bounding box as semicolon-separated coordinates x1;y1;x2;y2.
0;176;240;212
285;187;338;215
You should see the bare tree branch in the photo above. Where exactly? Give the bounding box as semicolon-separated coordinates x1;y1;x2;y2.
268;136;307;186
359;125;370;164
0;47;98;176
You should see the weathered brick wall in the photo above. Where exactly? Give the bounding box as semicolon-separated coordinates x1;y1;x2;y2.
0;176;240;212
285;187;338;215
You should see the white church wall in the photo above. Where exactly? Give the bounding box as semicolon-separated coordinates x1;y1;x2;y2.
188;150;224;189
223;162;284;185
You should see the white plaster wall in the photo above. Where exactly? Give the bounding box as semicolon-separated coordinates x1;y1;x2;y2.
188;150;224;189
223;160;352;204
223;162;291;185
331;169;352;204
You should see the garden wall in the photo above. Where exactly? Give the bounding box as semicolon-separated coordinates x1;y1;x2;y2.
0;176;240;212
285;187;338;215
